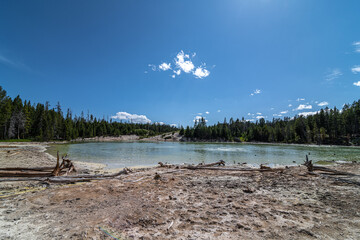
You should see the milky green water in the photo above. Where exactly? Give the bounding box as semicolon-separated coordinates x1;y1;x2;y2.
47;142;360;169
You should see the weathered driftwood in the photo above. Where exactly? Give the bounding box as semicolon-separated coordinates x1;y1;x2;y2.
52;152;76;176
0;151;77;178
184;166;284;172
196;160;225;167
0;172;54;178
158;161;284;172
0;151;131;183
0;167;55;172
158;160;226;169
304;155;355;176
0;169;130;183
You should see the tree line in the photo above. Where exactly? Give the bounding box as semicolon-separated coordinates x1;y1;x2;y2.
0;86;177;141
179;100;360;146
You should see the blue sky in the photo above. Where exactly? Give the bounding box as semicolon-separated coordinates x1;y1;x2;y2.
1;0;360;126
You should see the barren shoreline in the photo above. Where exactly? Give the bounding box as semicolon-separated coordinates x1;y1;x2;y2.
1;142;360;239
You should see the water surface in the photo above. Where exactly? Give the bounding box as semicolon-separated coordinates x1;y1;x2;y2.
47;142;360;169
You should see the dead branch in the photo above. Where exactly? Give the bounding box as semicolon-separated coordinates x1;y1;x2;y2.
196;160;225;167
303;154;355;176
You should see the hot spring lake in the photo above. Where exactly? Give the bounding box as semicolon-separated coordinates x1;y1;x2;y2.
47;142;360;169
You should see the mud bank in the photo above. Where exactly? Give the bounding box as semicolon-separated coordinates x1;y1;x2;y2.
0;143;360;239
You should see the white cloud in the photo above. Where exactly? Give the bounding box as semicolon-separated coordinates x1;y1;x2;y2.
151;50;210;79
250;89;261;96
193;67;210;79
217;110;221;113
354;81;360;87
325;69;342;81
256;112;262;115
288;104;292;107
273;114;282;117
256;116;265;119
193;115;208;123
111;112;151;124
205;111;210;114
280;110;288;114
175;50;195;73
170;124;177;127
296;104;312;111
148;64;156;71
247;113;251;116
298;111;318;117
351;65;360;74
318;101;329;106
159;62;171;71
353;41;360;53
155;122;165;125
296;98;305;102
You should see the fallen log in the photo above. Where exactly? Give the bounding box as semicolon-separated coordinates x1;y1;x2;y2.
196;160;225;167
58;168;130;179
0;172;54;178
0;169;130;182
184;166;284;172
0;167;54;172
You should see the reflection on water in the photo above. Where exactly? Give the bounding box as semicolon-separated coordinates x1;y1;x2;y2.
47;142;360;169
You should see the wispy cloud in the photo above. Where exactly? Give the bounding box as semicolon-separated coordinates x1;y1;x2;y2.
280;110;288;114
0;55;15;65
250;89;261;96
159;62;171;71
111;112;151;124
217;110;221;113
0;53;31;72
148;64;157;71
296;98;305;102
325;69;342;81
354;81;360;87
273;114;282;117
351;65;360;74
295;104;312;111
205;111;210;114
353;41;360;53
318;101;328;106
288;104;292;107
256;115;266;119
